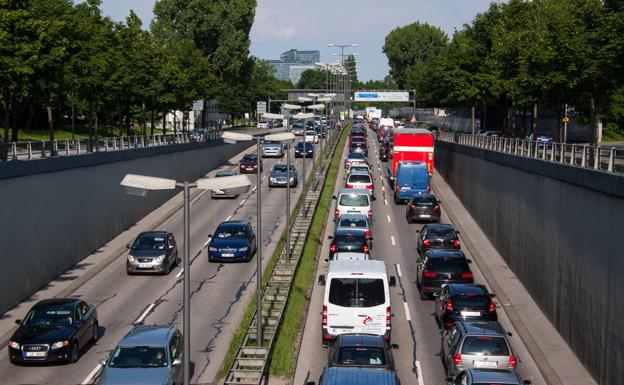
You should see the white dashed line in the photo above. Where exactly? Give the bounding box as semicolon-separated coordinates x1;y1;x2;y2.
81;363;103;384
391;236;396;246
382;185;385;192
396;263;402;277
251;186;257;193
239;199;246;206
387;215;392;223
384;199;388;206
134;303;155;324
416;360;425;385
176;269;184;279
225;215;233;221
403;302;411;321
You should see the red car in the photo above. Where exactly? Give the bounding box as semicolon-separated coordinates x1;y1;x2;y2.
239;154;263;174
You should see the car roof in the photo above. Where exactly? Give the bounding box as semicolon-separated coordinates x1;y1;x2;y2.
321;367;397;385
337;334;386;347
334;228;367;236
457;321;506;336
217;221;250;228
137;231;169;238
34;298;81;308
468;368;521;383
118;325;175;347
425;223;455;230
426;250;466;259
328;260;386;275
449;283;488;295
339;188;370;195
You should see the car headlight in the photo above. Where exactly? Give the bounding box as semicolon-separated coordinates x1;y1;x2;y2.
155;255;166;263
269;177;277;183
289;177;295;182
8;341;20;349
209;247;217;252
50;341;69;349
127;255;135;262
238;247;249;252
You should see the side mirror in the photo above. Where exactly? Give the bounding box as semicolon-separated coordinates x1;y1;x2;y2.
327;235;334;240
207;234;213;238
389;276;396;287
14;319;21;325
455;231;461;235
507;331;513;337
332;195;337;199
437;200;442;204
445;377;455;385
467;259;472;264
490;293;496;298
99;359;107;366
126;244;132;249
172;358;182;366
368;237;374;241
318;275;326;286
323;258;329;264
415;229;421;233
391;343;399;349
523;381;532;385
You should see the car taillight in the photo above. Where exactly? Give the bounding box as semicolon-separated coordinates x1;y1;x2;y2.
423;239;431;247
330;244;336;253
489;301;496;313
386;306;391;327
462;272;474;279
335;209;340;218
427;185;431;192
409;204;417;210
433;205;440;211
345;183;353;188
508;355;517;368
368;210;373;218
364;230;371;238
363;245;369;253
454;353;462;366
453;240;460;248
446;298;454;312
365;184;373;190
423;271;437;278
322;305;328;326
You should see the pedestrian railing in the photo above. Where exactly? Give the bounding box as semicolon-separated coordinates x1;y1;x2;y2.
0;127;260;162
437;132;623;175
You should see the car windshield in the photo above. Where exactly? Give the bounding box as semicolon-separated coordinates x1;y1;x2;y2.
337;347;387;366
242;154;257;162
23;305;75;326
334;234;366;248
348;175;371;184
339;218;368;228
427;228;456;240
411;197;437;206
108;346;168;368
427;257;469;273
350;166;369;173
296;142;312;149
329;278;385;308
272;165;292;173
215;226;247;239
461;336;510;355
339;194;369;207
452;293;489;308
132;235;166;250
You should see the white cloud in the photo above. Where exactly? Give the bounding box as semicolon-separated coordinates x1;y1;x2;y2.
251;11;296;42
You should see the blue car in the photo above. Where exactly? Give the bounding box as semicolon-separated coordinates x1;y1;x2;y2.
393;162;430;204
295;141;314;158
207;221;257;262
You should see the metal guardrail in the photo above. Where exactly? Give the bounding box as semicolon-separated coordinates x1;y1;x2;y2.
223;126;343;385
0;128;261;162
437;132;624;175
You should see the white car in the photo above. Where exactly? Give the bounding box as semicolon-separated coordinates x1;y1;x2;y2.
257;121;269;129
334;188;372;221
304;130;319;143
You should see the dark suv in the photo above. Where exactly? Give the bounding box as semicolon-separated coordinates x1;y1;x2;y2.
434;284;497;329
328;334;395;370
406;194;441;223
416;250;474;299
328;229;371;259
417;224;460;254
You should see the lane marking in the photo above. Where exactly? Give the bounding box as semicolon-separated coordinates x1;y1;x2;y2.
81;363;103;385
176;269;184;279
384;199;388;206
203;236;212;247
396;263;402;277
135;303;155;324
382;185;385;192
391;236;396;246
239;199;246;206
416;360;425;385
225;215;233;221
251;186;257;193
403;302;412;321
387;215;392;223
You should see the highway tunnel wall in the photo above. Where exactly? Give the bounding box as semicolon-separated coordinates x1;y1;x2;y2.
434;140;624;385
0;140;252;314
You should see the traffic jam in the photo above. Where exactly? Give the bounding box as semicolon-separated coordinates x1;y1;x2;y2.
303;113;532;385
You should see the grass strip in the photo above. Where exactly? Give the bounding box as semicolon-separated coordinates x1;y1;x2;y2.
268;124;350;376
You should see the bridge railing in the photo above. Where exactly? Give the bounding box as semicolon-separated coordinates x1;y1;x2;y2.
437;131;623;175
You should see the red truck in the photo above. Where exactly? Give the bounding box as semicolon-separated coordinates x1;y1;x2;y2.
388;128;435;182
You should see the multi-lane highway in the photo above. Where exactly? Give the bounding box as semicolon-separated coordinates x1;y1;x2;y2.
292;125;549;385
0;137;317;385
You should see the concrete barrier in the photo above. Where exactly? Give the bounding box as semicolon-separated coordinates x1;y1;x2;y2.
0;140;252;314
435;140;624;385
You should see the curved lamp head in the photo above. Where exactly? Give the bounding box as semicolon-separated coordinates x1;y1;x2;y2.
222;131;254;144
197;174;252;195
121;174;176;196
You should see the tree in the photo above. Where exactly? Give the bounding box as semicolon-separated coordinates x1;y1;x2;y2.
344;54;359;87
297;69;327;90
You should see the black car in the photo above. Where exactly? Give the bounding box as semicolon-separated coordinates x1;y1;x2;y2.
416;250;474;299
379;140;389;162
239;153;262;174
9;299;98;364
328;334;396;370
328;229;371;259
127;231;178;275
295;141;314;158
272;119;284;128
316;126;327;138
417;223;460;255
434;284;497;329
406;195;441;223
207;221;257;262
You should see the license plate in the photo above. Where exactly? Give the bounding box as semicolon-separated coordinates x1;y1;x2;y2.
331;328;354;334
474;360;498;367
461;311;481;317
138;263;151;268
222;253;235;257
400;187;410;191
348;211;360;214
25;352;46;357
419;214;431;218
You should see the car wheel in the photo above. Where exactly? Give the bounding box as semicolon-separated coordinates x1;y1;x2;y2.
91;322;99;343
69;342;79;363
164;260;172;275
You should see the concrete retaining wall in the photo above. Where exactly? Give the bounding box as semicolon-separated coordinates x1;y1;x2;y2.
435;141;624;385
0;140;252;314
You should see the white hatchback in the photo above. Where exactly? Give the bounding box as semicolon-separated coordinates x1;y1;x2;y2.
334;188;372;221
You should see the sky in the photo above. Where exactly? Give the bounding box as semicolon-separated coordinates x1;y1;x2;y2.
96;0;499;81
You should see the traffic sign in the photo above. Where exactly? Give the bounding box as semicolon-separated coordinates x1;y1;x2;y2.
256;101;267;114
562;116;570;123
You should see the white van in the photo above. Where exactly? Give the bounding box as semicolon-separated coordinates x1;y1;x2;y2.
379;117;395;128
318;260;396;345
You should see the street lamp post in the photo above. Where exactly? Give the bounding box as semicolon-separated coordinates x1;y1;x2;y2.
328;43;358;65
280;106;301;260
120;173;252;385
292;112;314;211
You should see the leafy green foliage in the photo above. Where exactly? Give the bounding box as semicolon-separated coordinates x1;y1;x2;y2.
297;69;327;89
